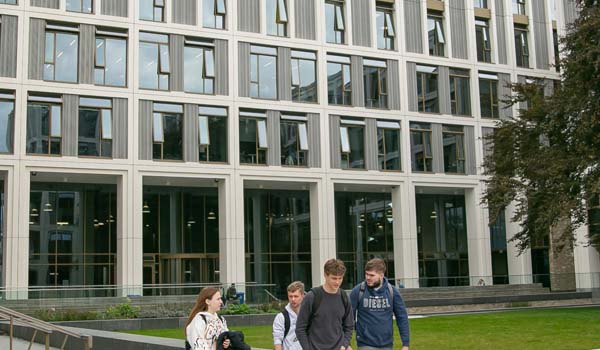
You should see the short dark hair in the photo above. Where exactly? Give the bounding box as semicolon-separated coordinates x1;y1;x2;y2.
365;258;386;274
324;258;346;276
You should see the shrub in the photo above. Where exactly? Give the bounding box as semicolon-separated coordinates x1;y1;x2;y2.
101;302;140;319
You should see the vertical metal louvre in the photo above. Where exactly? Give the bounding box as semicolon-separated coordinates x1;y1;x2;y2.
28;18;46;80
295;0;316;40
169;34;184;92
351;56;365;107
497;73;513;119
307;113;321;168
184;104;200;163
404;0;424;53
266;110;281;166
112;98;128;159
449;0;468;59
438;66;451;115
532;0;550;69
278;47;291;101
101;0;129;17
138;100;153;160
563;0;578;26
62;95;79;157
352;0;372;47
173;0;197;25
431;123;444;173
79;24;95;85
464;126;477;175
387;60;401;110
215;39;229;96
329;115;341;169
0;15;18;78
238;0;261;33
238;42;251;97
406;62;418;112
365;118;378;170
495;0;508;65
31;0;60;9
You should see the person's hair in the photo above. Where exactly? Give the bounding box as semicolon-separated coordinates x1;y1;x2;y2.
324;258;346;276
185;287;220;335
365;258;386;274
287;281;305;294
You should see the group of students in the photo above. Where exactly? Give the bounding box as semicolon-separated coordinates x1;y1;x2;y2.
185;258;410;350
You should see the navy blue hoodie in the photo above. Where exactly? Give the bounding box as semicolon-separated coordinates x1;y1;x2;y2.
349;278;410;348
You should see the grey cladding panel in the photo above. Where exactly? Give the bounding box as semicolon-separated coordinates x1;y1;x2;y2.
365;118;378;170
295;0;316;40
387;60;401;110
277;47;291;101
438;66;451;115
0;15;18;78
563;0;578;26
169;34;184;92
464;126;476;175
238;42;250;97
406;62;418;112
498;73;513;119
329;115;341;169
352;0;372;47
449;0;468;59
238;0;260;33
351;56;364;107
532;0;550;69
307;113;320;168
172;0;197;25
112;98;128;159
79;24;95;85
184;104;200;163
62;95;79;157
28;18;46;80
215;40;229;95
138;100;153;160
404;0;423;53
267;110;281;166
495;0;508;64
431;123;444;173
31;0;60;9
102;0;129;17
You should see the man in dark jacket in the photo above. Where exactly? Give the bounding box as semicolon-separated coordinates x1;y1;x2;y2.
350;258;410;350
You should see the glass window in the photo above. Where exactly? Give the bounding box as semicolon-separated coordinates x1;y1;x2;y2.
427;14;445;57
26;98;62;155
473;0;487;8
0;0;18;4
363;59;388;109
250;45;277;100
512;0;526;15
152;103;183;160
267;0;288;37
377;121;401;171
66;0;93;13
198;106;227;163
327;54;352;105
140;0;164;22
280;117;308;167
410;122;433;172
78;97;112;158
340;120;365;169
139;32;170;90
0;91;14;154
450;69;471;116
514;26;529;68
291;50;317;103
203;0;226;29
184;41;215;94
239;115;268;165
95;32;127;87
376;3;395;50
44;29;79;83
417;65;439;113
442;125;465;174
553;29;560;71
490;210;509;284
325;0;345;44
475;20;492;63
479;73;499;118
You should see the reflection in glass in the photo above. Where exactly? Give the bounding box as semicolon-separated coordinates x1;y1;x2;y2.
450;70;471;116
376;4;395;50
336;192;394;289
327;56;352;105
44;32;79;83
416;194;469;287
203;0;226;29
250;47;277;99
410;122;433;172
490;210;509;284
245;189;311;300
27;102;62;155
442;125;465;174
325;1;345;44
479;77;499;118
78;98;112;157
427;15;445;57
95;37;127;87
66;0;93;13
514;26;529;68
417;68;439;113
140;0;164;21
280;120;308;167
239;117;267;164
198;112;227;163
377;125;400;171
475;20;492;63
184;45;214;94
363;61;388;109
291;51;317;103
153;111;183;160
340;124;365;169
28;183;117;296
266;0;288;37
139;33;169;90
0;98;14;153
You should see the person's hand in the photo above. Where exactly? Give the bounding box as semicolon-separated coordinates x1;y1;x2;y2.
402;346;409;350
223;339;231;349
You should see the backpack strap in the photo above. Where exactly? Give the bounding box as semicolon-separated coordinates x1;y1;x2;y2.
282;309;290;338
387;283;395;306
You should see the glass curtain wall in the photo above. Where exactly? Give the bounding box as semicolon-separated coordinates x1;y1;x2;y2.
531;235;550;287
416;194;469;287
28;183;117;297
490;210;509;284
244;189;311;300
142;186;219;295
335;192;394;289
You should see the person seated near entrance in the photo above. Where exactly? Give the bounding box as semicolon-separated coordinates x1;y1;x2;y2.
226;283;239;304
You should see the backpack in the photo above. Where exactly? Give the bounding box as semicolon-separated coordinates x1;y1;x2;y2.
306;286;349;330
354;281;396;320
282;308;291;338
185;314;225;350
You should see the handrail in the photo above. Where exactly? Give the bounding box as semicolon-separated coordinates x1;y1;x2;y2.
0;305;93;350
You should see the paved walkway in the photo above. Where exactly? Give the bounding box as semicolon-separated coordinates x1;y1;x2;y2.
0;334;59;350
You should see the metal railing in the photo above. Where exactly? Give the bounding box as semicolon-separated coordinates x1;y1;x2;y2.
0;305;92;350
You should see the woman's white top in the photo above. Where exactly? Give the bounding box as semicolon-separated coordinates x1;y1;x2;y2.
186;312;228;350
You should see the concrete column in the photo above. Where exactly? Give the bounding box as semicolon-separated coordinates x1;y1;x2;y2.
392;183;419;288
118;171;142;296
505;202;533;284
221;175;244;285
573;225;600;289
310;180;336;288
466;186;493;286
4;165;29;299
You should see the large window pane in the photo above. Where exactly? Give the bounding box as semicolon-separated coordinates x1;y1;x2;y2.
0;99;14;153
140;34;169;90
267;0;287;37
184;46;215;94
103;38;127;87
443;125;465;173
250;48;278;99
203;0;226;29
410;123;433;172
450;70;471;116
427;15;445;56
45;32;78;83
340;124;365;169
479;77;499;118
364;63;387;109
325;1;345;44
139;42;159;89
417;69;439;113
27;102;62;155
376;4;395;50
199;108;228;163
280;121;308;167
378;125;400;171
239;117;267;165
327;57;352;105
291;51;317;103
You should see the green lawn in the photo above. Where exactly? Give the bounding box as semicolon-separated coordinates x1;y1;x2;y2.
125;307;600;349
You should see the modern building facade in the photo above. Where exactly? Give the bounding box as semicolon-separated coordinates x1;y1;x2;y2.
0;0;598;300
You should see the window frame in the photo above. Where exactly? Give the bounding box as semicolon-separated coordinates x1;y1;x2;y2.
377;120;401;172
409;122;433;172
78;97;113;158
339;119;365;170
449;69;472;116
139;32;170;91
198;106;228;163
291;50;318;103
267;0;288;37
363;59;388;109
140;0;165;22
473;0;488;8
514;26;530;68
0;91;15;154
478;73;499;118
184;39;216;95
427;13;445;57
376;3;395;50
250;45;278;100
66;0;93;14
280;116;309;167
203;0;227;29
325;0;345;44
44;25;80;83
416;65;439;113
95;29;128;88
442;125;466;174
475;19;492;63
152;103;184;161
513;0;526;15
26;96;63;156
327;54;352;106
239;113;268;165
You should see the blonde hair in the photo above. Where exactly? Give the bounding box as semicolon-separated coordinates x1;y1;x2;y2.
287;281;305;294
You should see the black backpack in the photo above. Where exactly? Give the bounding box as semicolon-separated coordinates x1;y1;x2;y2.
185;314;225;350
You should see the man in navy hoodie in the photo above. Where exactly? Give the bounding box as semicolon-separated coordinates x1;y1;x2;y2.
350;258;410;350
